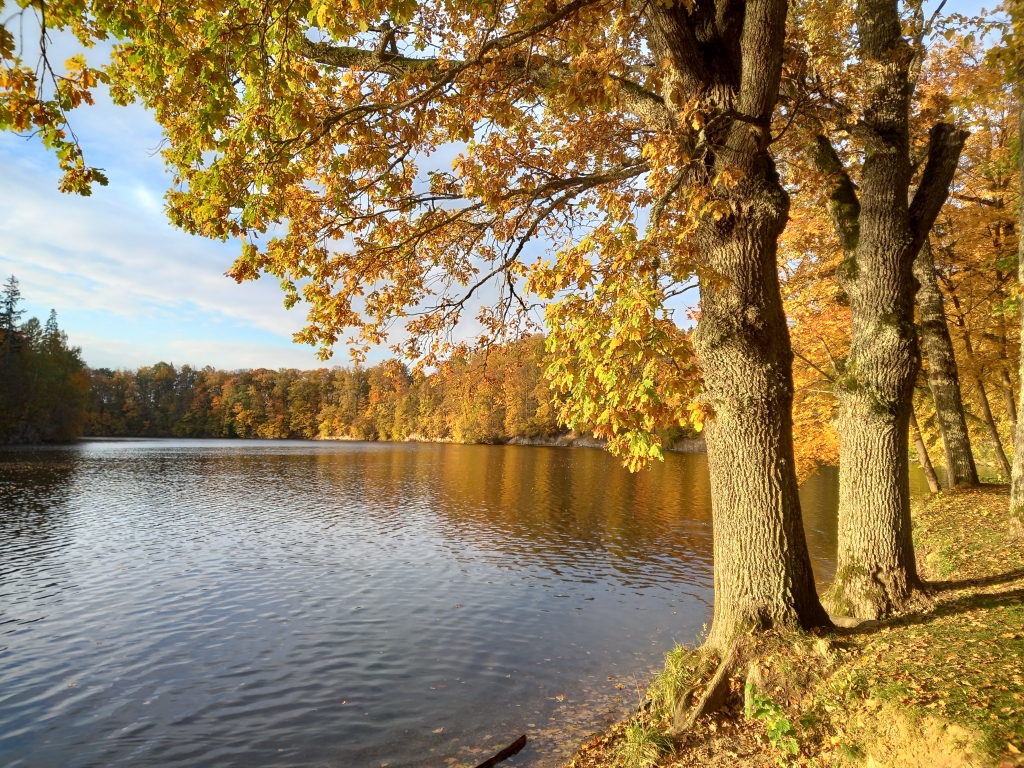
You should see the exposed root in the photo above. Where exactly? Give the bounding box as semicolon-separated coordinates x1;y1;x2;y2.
670;643;739;735
563;486;1024;768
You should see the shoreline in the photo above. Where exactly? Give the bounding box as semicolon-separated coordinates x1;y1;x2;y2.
32;433;709;454
315;432;709;453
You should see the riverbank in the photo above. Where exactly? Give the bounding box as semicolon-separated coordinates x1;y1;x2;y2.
321;432;708;453
564;484;1024;768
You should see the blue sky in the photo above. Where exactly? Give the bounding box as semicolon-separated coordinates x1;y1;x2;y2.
0;92;330;370
0;0;992;371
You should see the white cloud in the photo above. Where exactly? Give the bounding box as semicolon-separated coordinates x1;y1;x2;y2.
74;332;325;371
0;151;302;334
0;91;336;371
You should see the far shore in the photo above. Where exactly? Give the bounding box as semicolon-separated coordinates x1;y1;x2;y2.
313;432;709;453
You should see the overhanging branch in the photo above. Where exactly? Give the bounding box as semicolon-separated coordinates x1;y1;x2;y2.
298;8;670;131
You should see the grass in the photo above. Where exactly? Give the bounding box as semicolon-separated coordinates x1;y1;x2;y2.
612;718;675;768
564;483;1024;767
817;484;1024;761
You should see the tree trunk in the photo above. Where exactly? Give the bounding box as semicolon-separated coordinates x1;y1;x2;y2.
913;239;979;487
1013;91;1024;536
695;163;830;650
1000;367;1017;437
972;375;1012;478
816;0;967;619
829;12;923;618
647;0;831;651
947;294;1012;479
910;409;941;493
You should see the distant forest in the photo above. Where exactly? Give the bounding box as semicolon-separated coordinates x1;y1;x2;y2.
0;277;89;443
83;336;566;442
0;279;689;447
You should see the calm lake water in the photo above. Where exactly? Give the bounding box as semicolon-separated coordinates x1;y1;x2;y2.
0;440;927;768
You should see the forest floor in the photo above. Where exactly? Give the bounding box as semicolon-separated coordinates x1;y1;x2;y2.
562;484;1024;768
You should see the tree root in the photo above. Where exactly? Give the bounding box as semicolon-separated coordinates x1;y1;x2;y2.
670;642;739;735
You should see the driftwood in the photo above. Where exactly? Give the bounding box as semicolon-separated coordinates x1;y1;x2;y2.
472;734;528;768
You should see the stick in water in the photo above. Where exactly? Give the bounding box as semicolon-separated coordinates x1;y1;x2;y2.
472;734;528;768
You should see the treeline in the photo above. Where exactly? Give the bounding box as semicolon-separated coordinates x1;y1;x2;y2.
84;336;567;443
0;277;88;443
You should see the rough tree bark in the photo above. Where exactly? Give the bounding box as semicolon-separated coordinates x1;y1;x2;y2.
815;0;968;618
1010;90;1024;535
913;239;979;487
647;0;830;651
910;409;941;493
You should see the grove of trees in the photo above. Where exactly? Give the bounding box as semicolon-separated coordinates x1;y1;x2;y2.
0;276;89;443
2;0;1023;649
83;337;571;443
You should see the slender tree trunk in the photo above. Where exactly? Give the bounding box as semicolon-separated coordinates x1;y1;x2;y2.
648;0;831;652
1000;367;1017;436
972;375;1013;478
1013;91;1024;535
910;409;941;493
995;308;1018;435
946;293;1012;478
913;239;979;487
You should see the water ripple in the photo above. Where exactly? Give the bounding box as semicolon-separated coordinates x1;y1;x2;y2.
0;440;854;768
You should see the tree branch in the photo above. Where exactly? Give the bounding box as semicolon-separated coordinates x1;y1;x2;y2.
908;122;970;255
794;350;836;382
299;6;671;131
814;135;860;254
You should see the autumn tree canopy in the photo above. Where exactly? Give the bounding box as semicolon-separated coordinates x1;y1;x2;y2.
6;0;1023;638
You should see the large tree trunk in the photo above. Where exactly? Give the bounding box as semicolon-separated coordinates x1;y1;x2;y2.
816;0;967;619
913;239;979;487
648;0;830;652
1011;92;1024;536
695;161;830;651
828;0;922;618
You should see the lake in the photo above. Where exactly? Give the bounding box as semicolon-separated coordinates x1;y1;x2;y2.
0;440;926;767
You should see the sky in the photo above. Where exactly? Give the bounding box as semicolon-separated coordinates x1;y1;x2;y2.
0;0;993;371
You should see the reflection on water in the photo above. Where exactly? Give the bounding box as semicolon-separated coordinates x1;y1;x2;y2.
0;440;919;767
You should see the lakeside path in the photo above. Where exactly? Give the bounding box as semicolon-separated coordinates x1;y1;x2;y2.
564;485;1024;768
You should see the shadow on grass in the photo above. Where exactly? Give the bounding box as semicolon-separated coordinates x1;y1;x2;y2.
835;585;1024;638
926;568;1024;592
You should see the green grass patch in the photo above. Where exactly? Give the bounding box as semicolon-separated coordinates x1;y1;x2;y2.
612;717;674;768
